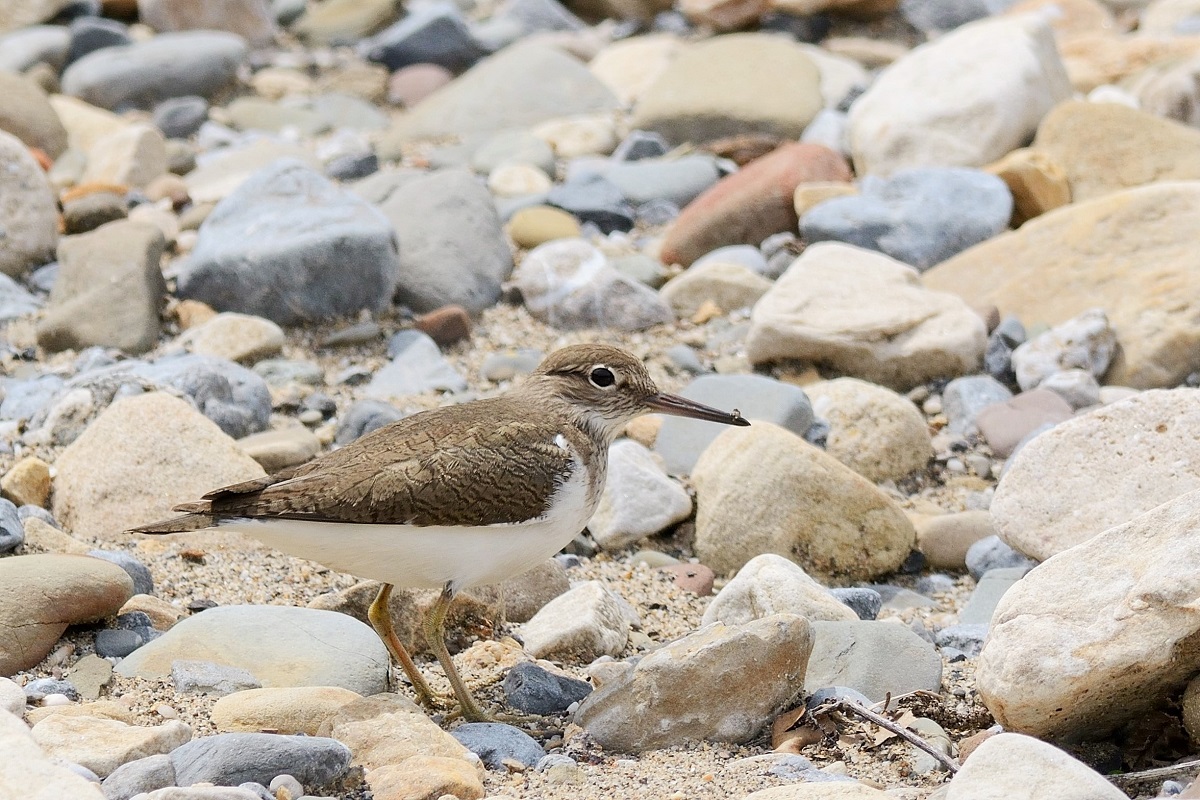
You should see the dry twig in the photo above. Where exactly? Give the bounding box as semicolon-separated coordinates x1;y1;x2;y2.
831;699;961;774
1107;758;1200;791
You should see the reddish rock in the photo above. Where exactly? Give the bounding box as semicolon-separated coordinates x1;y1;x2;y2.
976;389;1073;458
414;305;472;346
661;563;716;596
660;143;851;267
388;64;454;107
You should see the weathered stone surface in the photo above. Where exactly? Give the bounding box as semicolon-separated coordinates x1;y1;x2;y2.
0;130;57;278
0;71;67;158
805;620;942;702
211;687;363;735
31;715;191;778
318;693;475;770
0;711;105;800
945;733;1126;800
702;554;857;626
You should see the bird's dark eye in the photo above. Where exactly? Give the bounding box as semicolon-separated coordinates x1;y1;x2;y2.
589;366;616;388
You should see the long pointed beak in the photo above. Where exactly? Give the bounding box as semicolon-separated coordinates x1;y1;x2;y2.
644;393;751;426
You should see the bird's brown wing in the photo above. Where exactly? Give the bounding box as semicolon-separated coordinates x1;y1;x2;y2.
187;398;580;527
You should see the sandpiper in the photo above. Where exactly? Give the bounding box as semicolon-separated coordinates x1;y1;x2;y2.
131;344;749;721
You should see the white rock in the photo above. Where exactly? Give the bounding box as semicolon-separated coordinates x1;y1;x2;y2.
978;488;1200;740
31;715;191;778
0;129;58;278
702;553;857;626
847;15;1072;175
1011;308;1117;391
519;581;631;661
991;388;1200;561
532;114;618;158
588;34;680;108
947;733;1127;799
747;243;986;392
588;439;692;551
1037;369;1101;410
487;162;552;197
0;678;24;716
82;122;167;188
0;711;105;799
804;377;932;482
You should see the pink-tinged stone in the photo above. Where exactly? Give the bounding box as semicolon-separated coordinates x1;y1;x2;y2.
660;143;851;267
661;563;716;596
975;389;1073;458
388;64;453;107
414;304;472;346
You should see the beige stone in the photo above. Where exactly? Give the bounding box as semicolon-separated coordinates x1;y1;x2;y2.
318;694;473;769
178;312;285;364
119;594;186;630
1;456;51;507
31;715;191;778
507;206;582;250
794;181;858;216
748;243;986;392
659;262;772;319
367;755;485;800
82;122;167;188
978;488;1200;740
985;148;1070;226
804;377;932;482
923;182;1200;389
48;95;127;153
946;733;1125;799
693;422;915;580
52;392;265;536
0;711;105;800
25;699;138;727
702;553;857;626
211;686;362;735
914;511;995;570
588;34;681;107
20;517;91;555
236;427;321;473
1006;0;1115;39
1058;32;1200;92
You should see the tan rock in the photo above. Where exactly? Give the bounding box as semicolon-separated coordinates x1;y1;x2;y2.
211;686;362;735
25;699;138;727
1006;0;1115;39
914;511;995;570
31;715;191;778
237;427;321;473
367;755;485;800
693;422;915;580
588;34;680;107
0;711;105;800
0;554;133;675
0;72;67;158
742;784;893;799
82;122;167;188
985;148;1070;226
659;262;772;319
678;0;769;32
804;377;932;482
748;243;986;391
702;553;857;626
793;181;858;216
978;489;1200;740
946;733;1125;799
119;593;186;630
178;312;285;364
1058;32;1200;92
519;581;630;661
923;182;1200;389
20;517;91;555
173;299;218;329
53;392;265;536
507;206;583;250
48;95;127;153
1;456;51;507
318;694;473;769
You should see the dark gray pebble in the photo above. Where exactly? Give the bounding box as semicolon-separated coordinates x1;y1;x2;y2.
829;588;881;621
170;733;351;789
502;662;592;715
88;549;153;596
0;499;25;554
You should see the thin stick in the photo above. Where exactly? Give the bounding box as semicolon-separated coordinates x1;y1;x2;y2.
832;699;961;774
1108;758;1200;790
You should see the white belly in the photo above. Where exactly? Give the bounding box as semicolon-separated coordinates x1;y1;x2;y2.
220;458;596;591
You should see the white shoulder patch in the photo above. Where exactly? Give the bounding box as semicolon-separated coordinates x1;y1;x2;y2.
554;433;570;451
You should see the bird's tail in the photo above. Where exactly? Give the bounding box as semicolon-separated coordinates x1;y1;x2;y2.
128;502;215;534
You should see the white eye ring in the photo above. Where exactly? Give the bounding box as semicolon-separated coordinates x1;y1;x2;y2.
589;366;616;388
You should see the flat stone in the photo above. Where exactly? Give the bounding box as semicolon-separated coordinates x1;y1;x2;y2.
942;375;1013;435
914;511;995;571
179;312;285;365
317;693;474;770
507;206;582;250
0;711;106;800
0;25;71;72
0;130;58;278
974;389;1073;459
575;614;813;752
702;554;858;627
169;732;351;789
588;439;692;551
0;272;44;322
236;427;321;473
0;71;67;158
172;660;261;696
748;242;987;392
693;422;915;580
31;715;191;779
986;147;1070;226
211;686;363;735
945;733;1126;800
0;554;133;675
959;567;1030;626
365;331;468;399
519;581;630;661
367;755;485;800
66;655;113;700
805;620;943;702
116;605;389;695
502;661;592;715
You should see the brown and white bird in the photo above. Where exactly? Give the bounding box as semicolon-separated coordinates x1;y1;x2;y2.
131;344;749;721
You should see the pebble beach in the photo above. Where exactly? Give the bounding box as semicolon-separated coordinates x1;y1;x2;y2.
3;0;1200;798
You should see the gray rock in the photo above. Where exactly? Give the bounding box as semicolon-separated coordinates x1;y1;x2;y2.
19;505;59;529
965;535;1037;581
1011;308;1117;392
62;191;127;235
0;374;64;422
984;314;1025;384
365;331;467;399
829;588;882;621
66;16;131;65
934;622;988;658
901;0;993;32
360;2;486;73
546;173;634;234
568;156;721;209
170;733;351;789
960;566;1031;626
470;130;556;175
801;167;1013;271
87;550;153;596
133;354;271;439
0;130;58;278
101;753;175;800
0;499;24;554
172;659;262;696
0;25;71;72
502;661;593;715
451;722;545;769
334;399;404;445
24;677;79;702
804;620;943;702
612;130;669;161
325;151;378;181
943;375;1013;435
655;374;814;475
153;95;209;139
480;350;542;382
514;238;672;331
94;628;152;658
178;159;400;325
378;168;512;315
489;0;585;35
805;685;873;710
693;244;770;276
61;31;247;110
0;272;44;322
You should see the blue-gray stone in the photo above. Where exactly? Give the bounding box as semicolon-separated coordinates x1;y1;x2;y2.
0;499;24;554
88;550;154;596
491;0;585;35
451;722;545;769
24;678;79;701
0;25;71;73
612;130;670;162
915;573;957;596
502;662;592;715
665;344;707;375
635;198;679;227
960;566;1032;626
360;2;486;73
238;783;275;800
942;375;1012;435
654;374;814;475
569;156;720;209
253;358;324;388
18;504;59;528
66;16;131;65
800;167;1013;271
101;754;175;800
170;733;351;789
134;354;271;439
693;244;769;275
829;587;881;621
546;173;634;234
378;168;513;315
335;400;404;445
325;151;378;182
95;628;151;658
805;685;873;710
934;623;988;658
178;159;400;326
366;331;467;399
901;0;992;32
153;95;209;139
61;31;247;110
0;272;45;323
965;535;1037;581
0;374;64;422
172;659;262;695
984;315;1026;384
805;621;943;702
